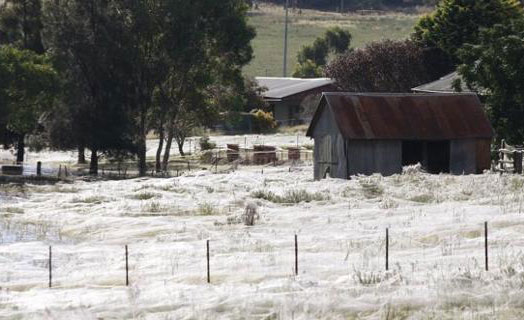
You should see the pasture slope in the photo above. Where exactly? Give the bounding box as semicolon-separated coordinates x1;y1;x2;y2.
244;3;423;77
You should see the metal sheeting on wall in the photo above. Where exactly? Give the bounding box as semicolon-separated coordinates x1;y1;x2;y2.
450;139;477;174
347;140;402;176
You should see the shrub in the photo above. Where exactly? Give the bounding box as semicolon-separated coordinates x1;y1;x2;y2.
251;189;279;202
130;192;159;200
359;179;384;199
250;109;277;133
199;136;216;151
198;202;217;216
251;189;329;204
143;201;163;213
409;193;435;203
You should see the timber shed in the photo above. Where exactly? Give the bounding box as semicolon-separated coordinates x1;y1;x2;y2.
306;93;494;180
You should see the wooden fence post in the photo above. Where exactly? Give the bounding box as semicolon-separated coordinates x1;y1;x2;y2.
386;228;389;271
206;240;210;284
485;222;488;271
125;245;129;286
295;234;298;276
49;246;52;288
514;151;523;174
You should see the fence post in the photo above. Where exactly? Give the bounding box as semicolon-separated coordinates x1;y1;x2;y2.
125;245;129;286
386;228;389;271
500;140;505;171
514;151;523;174
295;234;298;276
206;240;210;284
49;246;52;288
485;222;488;271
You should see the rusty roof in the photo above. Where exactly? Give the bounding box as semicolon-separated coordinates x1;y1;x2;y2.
306;93;494;140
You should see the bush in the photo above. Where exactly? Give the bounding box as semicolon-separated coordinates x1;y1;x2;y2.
250;109;277;133
251;189;329;204
359;178;384;199
198;202;217;216
199;136;216;151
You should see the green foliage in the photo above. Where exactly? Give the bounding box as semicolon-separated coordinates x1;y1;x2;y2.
0;0;45;53
0;45;58;139
412;0;523;62
459;19;524;145
325;27;352;54
250;109;277;133
297;37;329;66
292;59;323;78
43;0;255;175
326;39;432;92
199;136;217;151
294;26;352;78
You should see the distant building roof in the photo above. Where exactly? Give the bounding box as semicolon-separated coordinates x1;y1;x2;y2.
255;77;335;101
306;92;494;140
412;72;475;94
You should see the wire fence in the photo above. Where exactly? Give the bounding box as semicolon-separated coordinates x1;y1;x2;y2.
0;221;496;289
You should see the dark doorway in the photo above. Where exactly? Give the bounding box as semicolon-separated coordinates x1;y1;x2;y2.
426;141;450;173
402;141;424;166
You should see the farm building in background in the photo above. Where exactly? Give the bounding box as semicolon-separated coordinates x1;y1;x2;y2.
412;72;475;94
256;77;336;126
306;93;494;180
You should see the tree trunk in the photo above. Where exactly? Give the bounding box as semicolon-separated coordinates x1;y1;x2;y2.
176;136;185;157
16;134;25;163
89;149;98;175
78;145;86;164
137;136;147;177
155;126;165;173
162;125;174;172
137;108;147;177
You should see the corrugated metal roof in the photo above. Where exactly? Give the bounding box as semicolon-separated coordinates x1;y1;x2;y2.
412;72;475;93
306;93;494;140
256;77;334;100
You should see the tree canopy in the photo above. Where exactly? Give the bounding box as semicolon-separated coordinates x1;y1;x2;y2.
459;19;524;144
293;27;351;78
412;0;523;63
41;0;255;175
0;45;59;159
326;39;432;92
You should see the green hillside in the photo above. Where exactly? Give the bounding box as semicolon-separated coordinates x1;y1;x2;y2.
244;4;424;77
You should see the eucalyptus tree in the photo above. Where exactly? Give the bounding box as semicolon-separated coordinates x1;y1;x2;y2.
0;0;47;161
44;0;137;174
152;0;255;171
0;46;59;161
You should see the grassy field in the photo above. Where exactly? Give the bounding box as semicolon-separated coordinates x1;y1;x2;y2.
244;4;425;77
